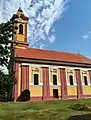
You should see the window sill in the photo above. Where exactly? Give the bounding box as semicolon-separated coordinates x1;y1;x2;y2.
67;83;77;86
29;82;43;86
50;83;61;86
82;83;91;86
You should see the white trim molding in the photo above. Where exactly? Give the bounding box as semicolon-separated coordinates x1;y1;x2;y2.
29;82;43;86
57;82;61;86
21;63;91;71
21;63;30;66
67;83;77;86
82;83;85;86
74;83;77;86
39;82;43;86
88;83;91;86
50;82;53;86
50;82;61;86
29;82;34;85
82;82;91;86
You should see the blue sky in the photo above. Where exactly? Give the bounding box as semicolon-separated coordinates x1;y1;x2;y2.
0;0;91;73
49;0;91;58
0;0;91;58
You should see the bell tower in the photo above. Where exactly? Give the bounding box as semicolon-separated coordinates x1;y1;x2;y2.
13;7;29;49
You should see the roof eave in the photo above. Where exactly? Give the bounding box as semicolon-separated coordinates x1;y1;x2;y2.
14;57;91;68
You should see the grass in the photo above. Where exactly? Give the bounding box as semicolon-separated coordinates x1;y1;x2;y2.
0;99;91;120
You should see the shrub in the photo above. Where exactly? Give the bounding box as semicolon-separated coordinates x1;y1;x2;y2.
69;103;90;111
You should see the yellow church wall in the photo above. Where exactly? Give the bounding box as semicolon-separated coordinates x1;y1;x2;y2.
18;64;21;96
80;70;84;83
30;86;42;97
29;66;32;83
50;86;61;96
80;70;89;84
17;23;25;34
58;69;61;83
15;22;25;42
73;70;76;83
17;18;27;23
49;70;52;83
66;69;76;85
49;68;60;84
30;66;42;83
15;46;26;49
17;18;24;22
80;70;91;95
16;34;25;42
83;86;91;95
67;86;77;96
40;68;43;83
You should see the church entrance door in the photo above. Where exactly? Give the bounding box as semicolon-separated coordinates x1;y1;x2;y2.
53;89;58;99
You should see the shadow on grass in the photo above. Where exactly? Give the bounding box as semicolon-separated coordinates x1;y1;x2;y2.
23;106;42;111
67;114;91;120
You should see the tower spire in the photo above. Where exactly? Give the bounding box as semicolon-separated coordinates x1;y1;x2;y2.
13;7;29;49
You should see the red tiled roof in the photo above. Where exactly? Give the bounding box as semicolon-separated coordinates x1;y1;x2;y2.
14;48;91;65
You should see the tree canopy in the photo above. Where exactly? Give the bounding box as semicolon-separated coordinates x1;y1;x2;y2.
0;14;18;68
0;14;18;101
0;70;15;101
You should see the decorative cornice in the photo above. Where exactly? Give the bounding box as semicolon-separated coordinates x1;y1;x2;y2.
15;57;91;68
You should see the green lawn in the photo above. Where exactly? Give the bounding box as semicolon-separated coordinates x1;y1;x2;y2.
0;99;91;120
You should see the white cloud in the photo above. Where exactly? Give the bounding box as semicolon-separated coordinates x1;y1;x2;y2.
82;31;91;40
0;0;69;48
0;0;69;72
82;34;90;40
40;44;45;49
48;34;56;44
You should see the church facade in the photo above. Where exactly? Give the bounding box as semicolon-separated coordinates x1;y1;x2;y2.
13;8;91;101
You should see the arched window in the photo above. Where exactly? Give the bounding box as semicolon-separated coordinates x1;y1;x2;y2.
53;74;57;85
69;75;74;85
19;24;23;34
34;74;39;85
84;76;88;85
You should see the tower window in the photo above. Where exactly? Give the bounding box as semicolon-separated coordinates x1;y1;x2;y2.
19;24;23;34
53;74;57;85
69;75;74;85
34;74;39;85
84;76;88;85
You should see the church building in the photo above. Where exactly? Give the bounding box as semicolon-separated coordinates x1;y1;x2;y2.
13;7;91;101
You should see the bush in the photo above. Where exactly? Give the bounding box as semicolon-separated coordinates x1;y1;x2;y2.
69;103;90;111
23;106;41;111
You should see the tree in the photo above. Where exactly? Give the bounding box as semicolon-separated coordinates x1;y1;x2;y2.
0;70;15;101
0;14;18;101
0;14;18;68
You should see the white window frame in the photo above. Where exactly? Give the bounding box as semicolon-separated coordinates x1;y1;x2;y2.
67;69;77;86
